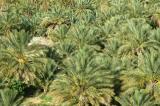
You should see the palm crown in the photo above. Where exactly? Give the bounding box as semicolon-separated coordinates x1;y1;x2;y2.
0;30;49;85
51;47;114;106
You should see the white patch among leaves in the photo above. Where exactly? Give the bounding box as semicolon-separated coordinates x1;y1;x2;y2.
28;37;54;47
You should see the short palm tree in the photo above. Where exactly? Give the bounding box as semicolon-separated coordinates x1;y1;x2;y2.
150;28;160;44
73;0;96;23
116;89;156;106
55;39;76;59
0;30;49;85
69;23;101;49
0;10;19;36
37;60;56;93
120;51;160;94
50;47;114;106
0;88;23;106
118;19;160;57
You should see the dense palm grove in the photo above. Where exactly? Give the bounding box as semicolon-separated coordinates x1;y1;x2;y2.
0;0;160;106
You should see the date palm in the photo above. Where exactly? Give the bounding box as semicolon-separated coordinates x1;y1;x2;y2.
0;88;23;106
150;28;160;44
118;19;160;57
69;23;101;49
120;51;160;94
116;89;156;106
50;47;114;106
0;30;49;85
0;10;19;36
73;0;96;23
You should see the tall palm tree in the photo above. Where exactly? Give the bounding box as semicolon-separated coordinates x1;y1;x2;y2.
0;30;49;85
50;47;114;106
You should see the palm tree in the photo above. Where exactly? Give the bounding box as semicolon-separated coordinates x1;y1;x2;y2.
128;0;147;18
58;0;75;7
120;51;160;94
37;60;56;93
116;89;156;106
118;19;160;57
55;39;76;61
0;9;19;36
69;23;101;49
0;30;49;85
50;47;114;106
150;28;160;43
0;88;23;106
73;0;96;23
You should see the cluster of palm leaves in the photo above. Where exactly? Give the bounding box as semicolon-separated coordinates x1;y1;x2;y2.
0;0;160;106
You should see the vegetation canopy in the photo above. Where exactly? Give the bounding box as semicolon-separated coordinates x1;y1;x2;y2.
0;0;160;106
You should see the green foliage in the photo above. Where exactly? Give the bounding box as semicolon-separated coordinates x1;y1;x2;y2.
0;88;23;106
116;89;156;106
0;0;160;105
50;48;114;105
9;80;26;95
120;51;160;95
0;30;49;85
